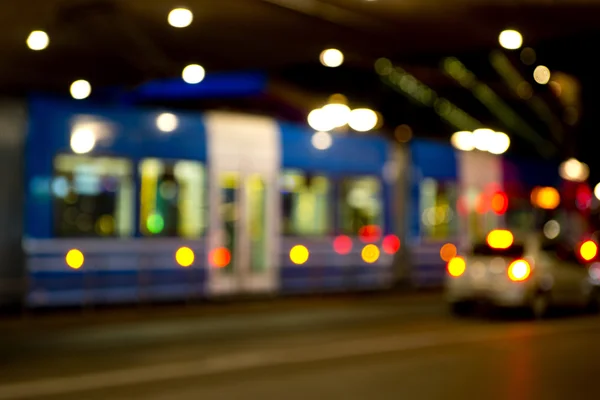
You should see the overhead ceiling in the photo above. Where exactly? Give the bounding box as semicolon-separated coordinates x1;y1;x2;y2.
1;0;598;162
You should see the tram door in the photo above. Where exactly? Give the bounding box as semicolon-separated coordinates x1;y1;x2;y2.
205;113;280;296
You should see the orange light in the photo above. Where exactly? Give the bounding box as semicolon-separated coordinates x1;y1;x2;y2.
486;229;514;249
579;240;598;261
358;225;381;243
508;259;531;281
475;193;488;214
65;249;84;270
210;247;231;268
333;235;352;255
290;245;309;265
532;186;560;210
175;246;195;267
361;244;380;263
491;191;509;215
382;234;400;254
447;256;466;277
440;243;457;262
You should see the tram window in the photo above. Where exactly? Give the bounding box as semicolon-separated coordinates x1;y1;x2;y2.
420;178;458;239
281;170;331;236
338;176;383;235
52;155;134;237
139;158;206;237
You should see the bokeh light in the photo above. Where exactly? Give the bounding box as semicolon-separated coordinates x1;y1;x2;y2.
175;246;195;267
333;235;352;255
65;249;84;270
361;244;380;263
447;256;466;277
290;245;309;265
486;229;514;249
320;49;344;67
168;8;193;28
70;79;91;100
70;128;96;154
440;243;457;262
580;240;598;262
307;108;336;132
499;29;523;50
450;131;474;151
348;108;378;132
533;65;551;85
210;247;231;268
311;131;332;150
156;113;178;133
26;30;49;50
382;235;400;254
182;64;205;84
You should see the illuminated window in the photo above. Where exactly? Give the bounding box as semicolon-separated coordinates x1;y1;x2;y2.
420;178;457;239
338;176;382;235
53;155;133;237
281;170;331;236
139;159;206;237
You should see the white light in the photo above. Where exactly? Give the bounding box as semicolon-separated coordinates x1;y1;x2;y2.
533;65;551;85
70;128;96;154
168;8;193;28
348;108;378;132
156;113;178;133
311;131;332;150
26;30;49;51
182;64;205;84
70;80;91;100
307;108;336;132
322;103;351;128
472;128;495;152
450;131;474;151
595;183;600;201
488;131;511;155
559;158;589;182
499;30;523;50
320;49;344;68
543;220;560;239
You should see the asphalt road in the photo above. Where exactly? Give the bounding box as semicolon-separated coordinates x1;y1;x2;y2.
1;293;600;399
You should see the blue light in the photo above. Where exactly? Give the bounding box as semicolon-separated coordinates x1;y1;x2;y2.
119;71;267;102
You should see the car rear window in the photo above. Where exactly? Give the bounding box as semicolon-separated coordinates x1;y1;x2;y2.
472;243;525;257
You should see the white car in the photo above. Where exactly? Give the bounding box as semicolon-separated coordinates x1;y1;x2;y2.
445;230;600;318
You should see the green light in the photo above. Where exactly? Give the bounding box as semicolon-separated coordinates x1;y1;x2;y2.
147;213;164;234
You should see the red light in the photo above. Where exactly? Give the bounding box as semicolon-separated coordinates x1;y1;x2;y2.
576;184;592;210
358;225;381;243
333;235;353;255
491;191;508;215
210;247;231;268
382;235;400;254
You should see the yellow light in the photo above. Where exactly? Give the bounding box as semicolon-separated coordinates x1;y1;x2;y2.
532;186;560;210
533;65;551;85
168;8;193;28
70;79;91;100
175;246;195;267
290;245;309;265
508;259;531;281
26;30;49;51
447;256;466;277
156;113;178;133
70;127;96;154
65;249;84;270
498;29;523;50
440;243;457;262
348;108;378;132
361;244;380;264
486;229;514;249
580;241;598;262
320;48;344;67
450;131;474;151
182;64;205;84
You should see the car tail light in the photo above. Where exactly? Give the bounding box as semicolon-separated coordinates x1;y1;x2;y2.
447;256;466;277
507;259;531;282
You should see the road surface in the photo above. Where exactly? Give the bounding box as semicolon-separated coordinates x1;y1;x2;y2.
1;293;599;399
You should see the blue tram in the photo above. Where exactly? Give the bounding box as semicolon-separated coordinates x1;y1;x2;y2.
0;96;574;307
